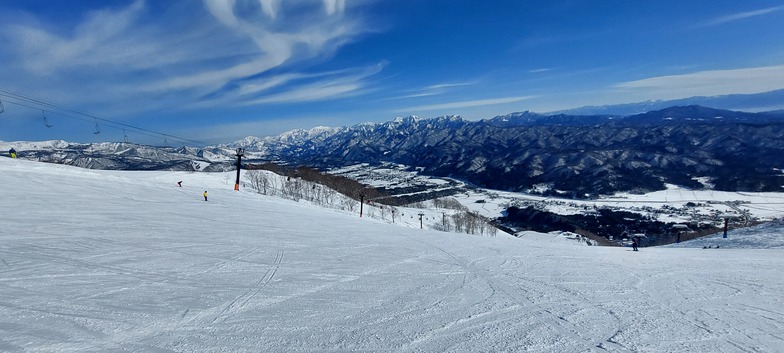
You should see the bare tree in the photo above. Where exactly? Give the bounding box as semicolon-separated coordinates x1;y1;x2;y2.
247;170;272;195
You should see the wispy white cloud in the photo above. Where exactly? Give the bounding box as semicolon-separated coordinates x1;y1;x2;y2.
324;0;346;15
245;82;362;105
203;0;239;27
425;82;475;90
528;68;552;73
12;0;148;76
236;73;302;96
697;5;784;27
158;0;365;94
394;81;476;99
614;65;784;99
403;95;535;112
239;63;384;105
259;0;281;19
0;0;378;117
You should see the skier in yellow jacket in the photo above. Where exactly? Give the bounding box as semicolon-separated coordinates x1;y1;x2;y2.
203;191;208;201
9;148;17;158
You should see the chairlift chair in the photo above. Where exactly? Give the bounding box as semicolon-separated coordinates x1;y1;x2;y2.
42;110;53;128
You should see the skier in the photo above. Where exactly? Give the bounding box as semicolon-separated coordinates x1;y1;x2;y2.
632;238;639;251
177;181;182;187
203;191;208;201
9;148;16;158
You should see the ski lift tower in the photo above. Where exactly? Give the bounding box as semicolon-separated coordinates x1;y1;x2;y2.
720;213;737;238
359;192;366;218
234;148;245;191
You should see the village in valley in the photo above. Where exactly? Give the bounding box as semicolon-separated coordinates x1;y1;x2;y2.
328;162;784;244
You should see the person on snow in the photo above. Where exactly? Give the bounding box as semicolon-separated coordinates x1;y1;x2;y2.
203;191;208;201
9;148;16;158
177;181;182;187
632;238;639;251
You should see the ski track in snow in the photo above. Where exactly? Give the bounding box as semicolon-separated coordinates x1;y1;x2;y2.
1;157;783;352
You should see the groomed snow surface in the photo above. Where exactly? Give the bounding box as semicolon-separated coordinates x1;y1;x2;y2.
664;220;784;249
1;157;783;353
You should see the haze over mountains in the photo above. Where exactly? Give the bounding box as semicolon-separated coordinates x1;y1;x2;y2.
550;88;784;116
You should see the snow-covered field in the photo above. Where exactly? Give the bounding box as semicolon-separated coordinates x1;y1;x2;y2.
331;163;784;227
2;157;783;352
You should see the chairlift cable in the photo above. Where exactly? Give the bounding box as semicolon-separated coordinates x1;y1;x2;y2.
6;99;181;144
0;89;205;145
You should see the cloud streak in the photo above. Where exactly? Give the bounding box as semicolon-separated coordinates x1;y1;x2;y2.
11;0;148;76
0;0;377;117
238;63;385;106
697;5;784;27
157;0;365;94
394;81;476;99
403;95;535;112
615;65;784;99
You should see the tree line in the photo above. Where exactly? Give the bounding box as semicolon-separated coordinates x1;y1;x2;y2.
243;163;498;236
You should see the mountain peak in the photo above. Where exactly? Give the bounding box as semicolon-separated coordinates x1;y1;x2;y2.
393;115;423;123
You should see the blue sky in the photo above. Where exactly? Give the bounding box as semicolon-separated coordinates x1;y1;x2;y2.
2;0;784;145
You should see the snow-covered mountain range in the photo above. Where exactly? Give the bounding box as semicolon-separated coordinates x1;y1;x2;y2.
226;106;784;196
549;88;784;116
3;105;784;196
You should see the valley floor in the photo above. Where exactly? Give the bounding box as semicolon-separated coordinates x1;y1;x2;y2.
1;158;783;352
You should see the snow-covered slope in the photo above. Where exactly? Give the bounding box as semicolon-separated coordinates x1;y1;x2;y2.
0;140;233;172
665;220;784;249
1;157;783;352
